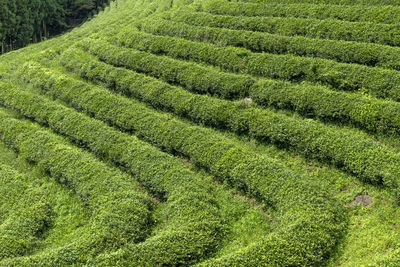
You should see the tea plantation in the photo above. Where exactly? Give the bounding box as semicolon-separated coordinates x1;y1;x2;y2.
1;0;400;265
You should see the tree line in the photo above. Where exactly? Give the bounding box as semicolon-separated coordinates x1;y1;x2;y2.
0;0;110;54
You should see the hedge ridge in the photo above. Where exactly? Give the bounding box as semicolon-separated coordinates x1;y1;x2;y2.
92;32;256;99
163;10;400;47
0;105;152;264
138;17;400;71
116;29;400;102
234;0;400;6
0;80;223;266
66;42;400;189
198;0;400;24
74;38;400;139
19;51;347;266
251;79;400;136
0;164;52;260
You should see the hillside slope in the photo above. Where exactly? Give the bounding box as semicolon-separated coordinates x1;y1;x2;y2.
1;0;400;265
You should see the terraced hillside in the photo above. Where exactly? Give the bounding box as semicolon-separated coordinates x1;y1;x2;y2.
1;0;400;265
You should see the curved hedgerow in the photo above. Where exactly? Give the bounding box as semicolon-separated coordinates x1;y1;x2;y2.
0;109;153;265
0;79;224;266
78;37;400;137
59;45;400;190
237;0;400;5
163;10;400;47
250;79;400;136
89;32;257;99
18;60;346;266
197;0;400;24
0;164;52;260
137;17;400;71
115;29;400;101
75;37;400;140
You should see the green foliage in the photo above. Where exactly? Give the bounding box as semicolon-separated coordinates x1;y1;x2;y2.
0;0;111;54
94;31;257;99
137;17;400;71
0;80;223;265
58;43;400;190
0;63;341;265
117;20;400;137
250;79;400;136
0;105;153;264
0;164;52;260
20;56;352;265
163;10;400;47
198;0;400;24
115;28;400;101
19;60;345;266
77;35;400;140
236;0;400;6
1;0;400;265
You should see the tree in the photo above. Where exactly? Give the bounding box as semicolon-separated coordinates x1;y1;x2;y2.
0;0;17;52
0;0;110;54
